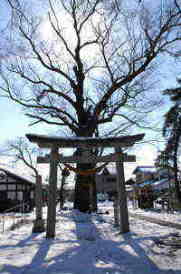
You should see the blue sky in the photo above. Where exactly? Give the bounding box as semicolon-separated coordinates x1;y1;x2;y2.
0;98;29;143
0;97;57;145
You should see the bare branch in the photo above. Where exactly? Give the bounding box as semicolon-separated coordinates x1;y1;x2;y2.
7;137;39;177
19;25;76;88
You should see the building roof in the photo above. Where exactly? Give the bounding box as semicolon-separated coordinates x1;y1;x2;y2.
125;178;135;185
98;166;116;175
133;166;156;174
0;168;34;185
138;180;155;188
101;167;110;175
151;179;169;191
26;133;145;149
137;178;169;191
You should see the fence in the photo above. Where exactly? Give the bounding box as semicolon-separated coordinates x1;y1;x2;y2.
0;201;31;233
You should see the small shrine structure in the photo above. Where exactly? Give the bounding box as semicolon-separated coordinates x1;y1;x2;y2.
26;133;144;238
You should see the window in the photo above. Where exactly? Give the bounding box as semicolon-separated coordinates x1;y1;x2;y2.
7;192;16;200
107;178;116;183
30;191;34;199
8;184;16;190
25;185;30;190
0;191;7;200
17;184;23;190
0;184;7;191
17;191;23;201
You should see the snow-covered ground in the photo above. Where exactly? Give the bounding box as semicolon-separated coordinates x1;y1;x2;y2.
129;206;181;224
0;202;181;274
105;200;181;225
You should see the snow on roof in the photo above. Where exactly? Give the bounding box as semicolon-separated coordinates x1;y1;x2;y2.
133;166;156;174
26;133;145;148
152;179;169;191
137;178;169;191
138;180;155;188
0;167;35;185
126;185;133;192
98;165;117;175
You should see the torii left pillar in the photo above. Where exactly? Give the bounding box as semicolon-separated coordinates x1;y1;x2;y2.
46;147;58;239
32;174;45;233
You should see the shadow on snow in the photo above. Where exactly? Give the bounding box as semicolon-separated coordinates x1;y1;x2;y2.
0;213;180;274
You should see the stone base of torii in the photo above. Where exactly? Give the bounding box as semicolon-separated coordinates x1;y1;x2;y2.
26;133;144;238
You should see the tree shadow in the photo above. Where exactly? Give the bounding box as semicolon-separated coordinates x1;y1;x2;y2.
1;213;181;274
70;213;181;273
0;232;39;249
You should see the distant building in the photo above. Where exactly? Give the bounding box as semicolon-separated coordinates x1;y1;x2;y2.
96;167;117;198
96;166;132;199
0;168;35;212
132;166;157;185
131;165;174;209
132;165;173;191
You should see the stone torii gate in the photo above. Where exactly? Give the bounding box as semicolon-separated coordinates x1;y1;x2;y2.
26;133;144;238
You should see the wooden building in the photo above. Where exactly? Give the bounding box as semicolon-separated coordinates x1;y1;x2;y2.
96;167;117;198
96;166;133;200
133;166;157;185
132;166;174;209
0;168;35;212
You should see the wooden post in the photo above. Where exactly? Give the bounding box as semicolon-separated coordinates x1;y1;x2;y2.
32;174;45;233
89;180;94;212
36;175;43;219
46;147;58;238
59;175;66;210
115;147;129;233
113;197;119;226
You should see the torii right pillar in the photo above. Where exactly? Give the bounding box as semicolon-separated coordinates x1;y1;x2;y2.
115;147;129;233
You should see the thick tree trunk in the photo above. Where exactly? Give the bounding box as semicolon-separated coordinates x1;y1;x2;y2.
73;122;98;212
74;164;91;212
74;163;97;212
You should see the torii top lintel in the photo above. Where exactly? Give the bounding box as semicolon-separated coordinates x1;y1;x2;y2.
26;133;144;149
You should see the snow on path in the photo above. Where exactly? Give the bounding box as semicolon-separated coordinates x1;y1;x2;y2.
0;207;181;274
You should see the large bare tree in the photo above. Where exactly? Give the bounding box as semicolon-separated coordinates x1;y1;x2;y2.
0;0;181;211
